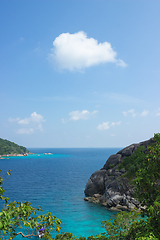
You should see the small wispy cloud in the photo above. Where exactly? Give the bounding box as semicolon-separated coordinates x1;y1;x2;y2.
123;109;137;117
8;117;20;123
123;109;150;118
116;59;127;67
61;118;66;123
97;121;121;131
110;133;116;137
99;92;145;105
16;128;34;135
9;112;45;134
141;110;149;117
48;31;127;71
19;37;24;42
69;110;98;121
156;108;160;116
34;42;41;53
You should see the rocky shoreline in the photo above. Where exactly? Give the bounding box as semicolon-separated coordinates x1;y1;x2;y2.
0;152;53;159
0;153;33;159
84;138;154;211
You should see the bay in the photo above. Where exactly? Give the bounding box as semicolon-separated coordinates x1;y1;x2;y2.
0;148;120;238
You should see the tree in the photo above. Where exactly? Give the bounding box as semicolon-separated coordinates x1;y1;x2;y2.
131;133;160;239
0;170;62;239
102;210;140;240
133;133;160;206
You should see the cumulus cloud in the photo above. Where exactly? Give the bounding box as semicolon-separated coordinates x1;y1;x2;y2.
69;110;97;121
9;112;45;134
48;31;127;71
97;121;121;131
123;109;137;117
141;110;149;117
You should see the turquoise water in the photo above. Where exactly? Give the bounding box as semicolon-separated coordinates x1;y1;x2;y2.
0;148;120;238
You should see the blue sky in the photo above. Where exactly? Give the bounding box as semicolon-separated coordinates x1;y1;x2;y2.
0;0;160;148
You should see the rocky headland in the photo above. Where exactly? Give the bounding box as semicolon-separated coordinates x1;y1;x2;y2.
84;138;154;211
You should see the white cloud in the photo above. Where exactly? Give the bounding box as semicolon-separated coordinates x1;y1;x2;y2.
69;110;97;121
16;128;34;135
19;37;24;42
9;112;45;134
116;59;127;67
110;134;116;137
18;118;30;125
141;110;149;117
49;31;127;71
8;117;20;122
156;108;160;116
123;109;137;117
61;118;66;123
18;112;44;125
123;109;149;118
97;121;110;130
97;121;121;130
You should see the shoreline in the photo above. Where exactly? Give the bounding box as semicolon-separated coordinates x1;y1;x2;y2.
0;152;33;159
0;152;53;159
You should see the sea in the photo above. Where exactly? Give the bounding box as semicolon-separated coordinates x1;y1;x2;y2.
0;148;121;239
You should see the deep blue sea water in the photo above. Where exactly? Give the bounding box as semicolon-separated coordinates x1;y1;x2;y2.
0;148;120;239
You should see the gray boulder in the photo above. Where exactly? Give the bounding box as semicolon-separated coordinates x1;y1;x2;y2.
117;144;135;157
103;154;122;170
84;170;106;196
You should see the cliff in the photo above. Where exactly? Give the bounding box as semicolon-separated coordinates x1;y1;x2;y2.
84;138;154;211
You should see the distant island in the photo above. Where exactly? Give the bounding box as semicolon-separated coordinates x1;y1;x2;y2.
0;138;31;157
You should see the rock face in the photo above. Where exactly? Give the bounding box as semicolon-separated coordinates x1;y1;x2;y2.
84;138;154;211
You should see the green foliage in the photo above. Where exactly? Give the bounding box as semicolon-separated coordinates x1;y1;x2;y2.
0;138;30;155
54;232;108;240
115;133;160;240
133;133;160;206
0;171;62;239
55;232;75;240
118;133;160;206
126;220;159;240
118;145;146;180
109;164;115;169
0;201;62;239
0;169;11;203
135;234;159;240
102;210;140;240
